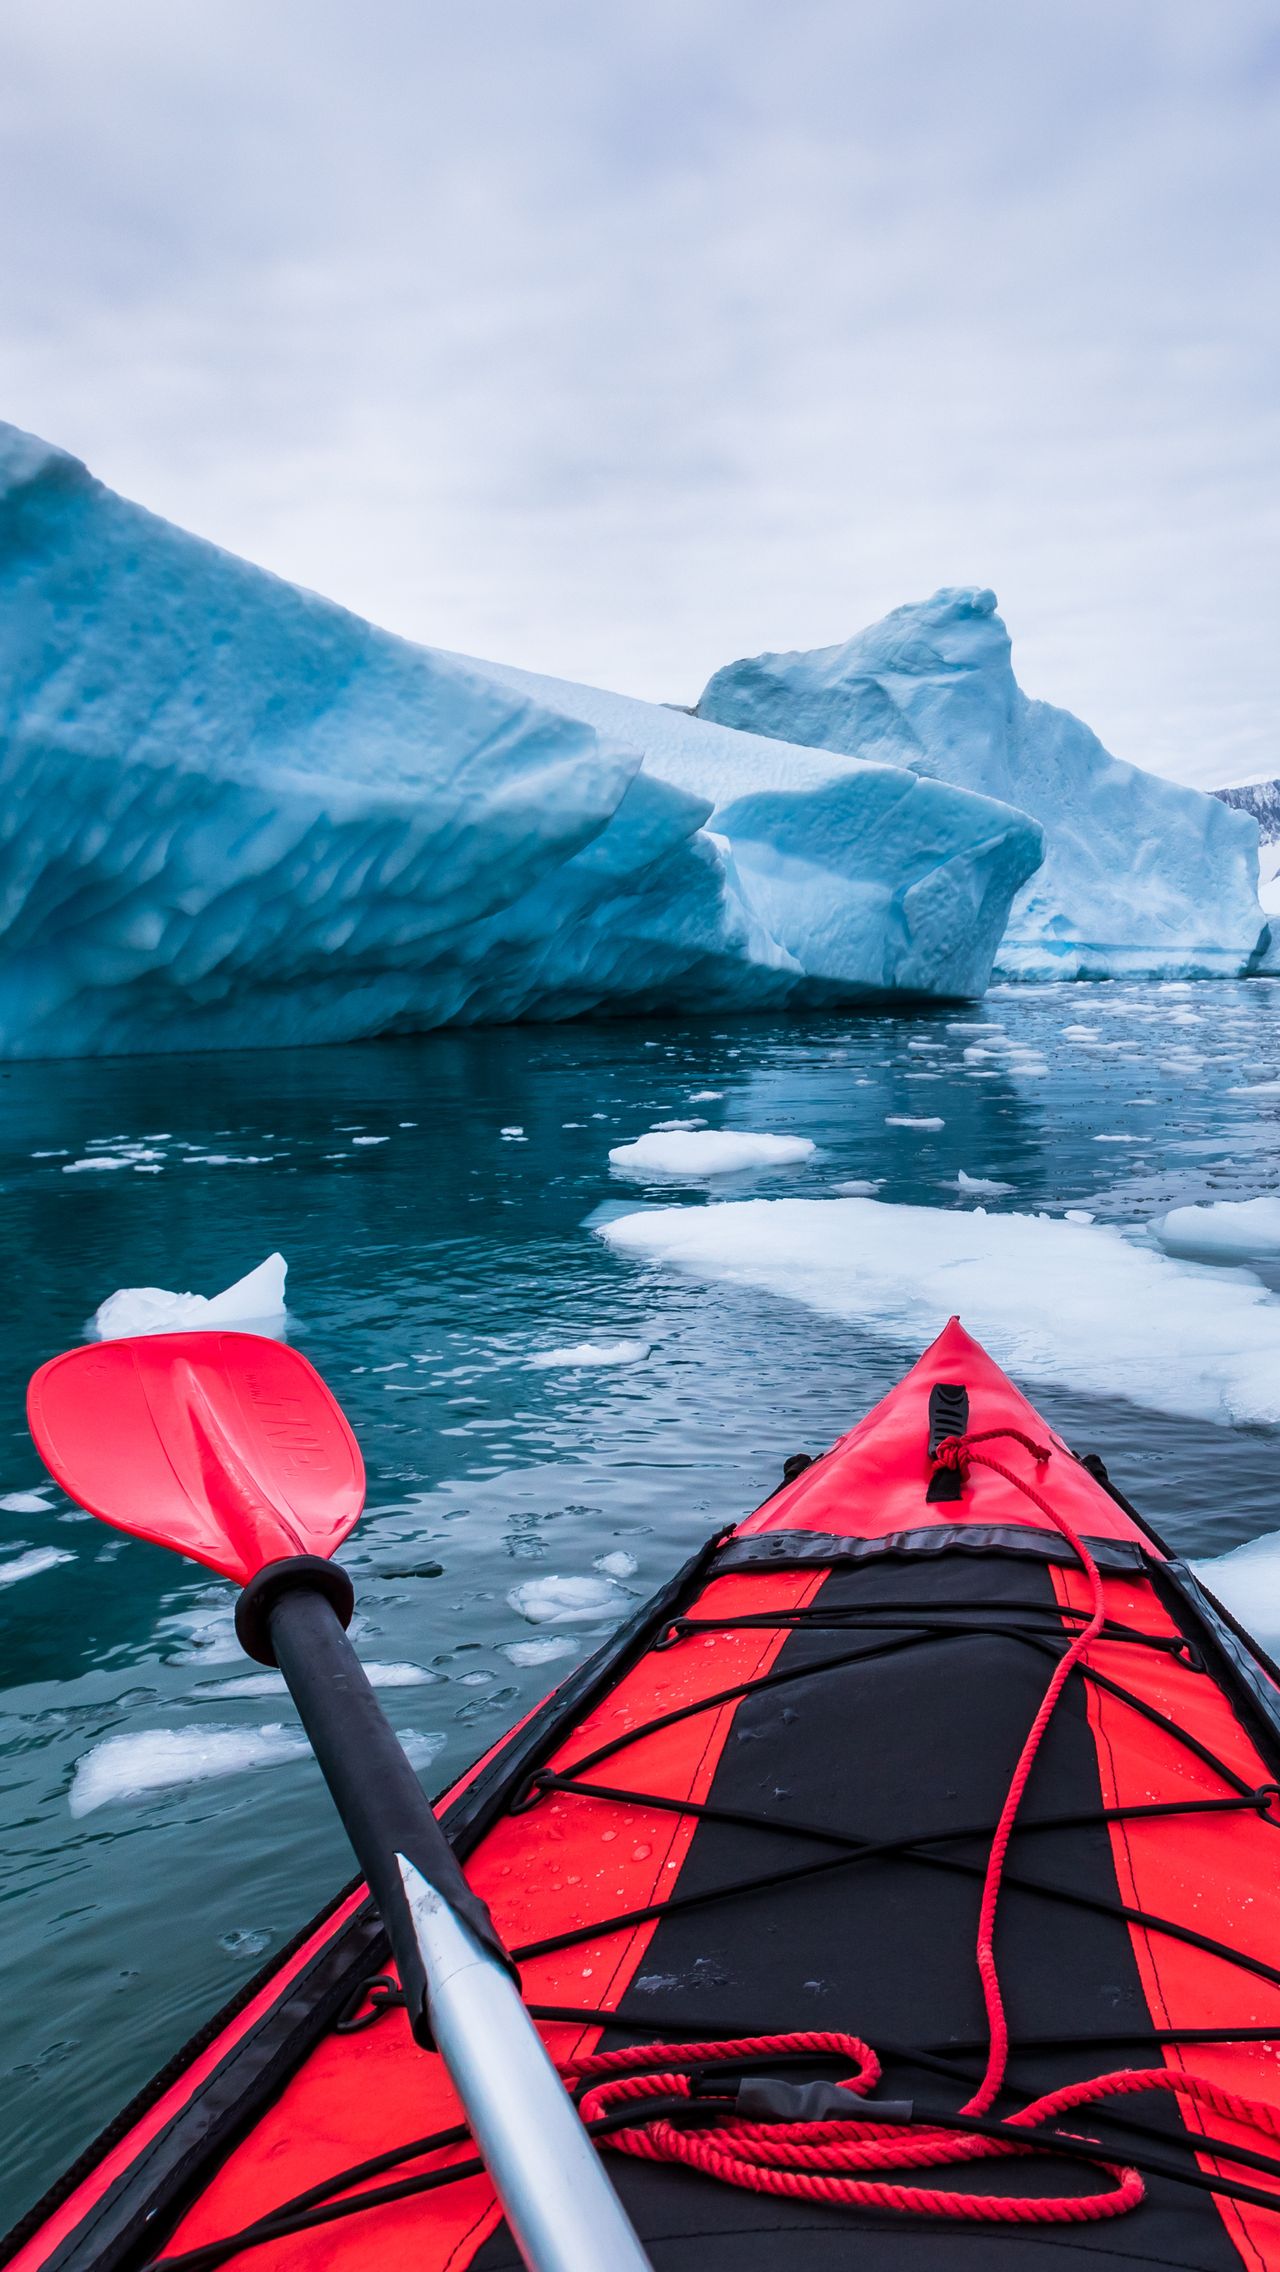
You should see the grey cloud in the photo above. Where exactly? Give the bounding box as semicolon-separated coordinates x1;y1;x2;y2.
0;0;1276;785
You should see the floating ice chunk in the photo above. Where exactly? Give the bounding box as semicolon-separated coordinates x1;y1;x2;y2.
648;1118;707;1132
0;1546;73;1586
1093;1134;1139;1144
688;1090;724;1102
502;1635;578;1668
954;1171;1014;1196
599;1196;1280;1427
195;1661;437;1699
69;1723;311;1815
1154;1198;1280;1263
219;1928;272;1958
1193;1532;1280;1654
594;1550;639;1578
63;1157;131;1173
526;1341;651;1369
155;1600;241;1664
609;1130;814;1179
399;1730;448;1774
91;1252;287;1339
885;1116;944;1131
0;1489;53;1514
1228;1080;1280;1097
831;1179;883;1196
1064;1209;1096;1225
352;1136;389;1146
182;1155;273;1167
507;1574;630;1625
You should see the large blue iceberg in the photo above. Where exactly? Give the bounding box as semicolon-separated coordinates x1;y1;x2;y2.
698;587;1266;980
0;424;1044;1057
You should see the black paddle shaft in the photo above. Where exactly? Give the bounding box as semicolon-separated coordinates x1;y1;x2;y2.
240;1565;514;2043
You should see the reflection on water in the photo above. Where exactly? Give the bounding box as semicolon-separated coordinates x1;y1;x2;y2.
3;981;1280;2218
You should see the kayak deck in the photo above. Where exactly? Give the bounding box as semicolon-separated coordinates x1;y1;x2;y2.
10;1317;1280;2269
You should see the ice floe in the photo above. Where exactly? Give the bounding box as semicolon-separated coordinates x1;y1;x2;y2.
501;1635;579;1668
954;1171;1014;1196
91;1253;286;1339
594;1550;640;1578
69;1724;312;1815
194;1662;437;1699
526;1341;651;1369
0;1546;74;1586
69;1719;444;1815
1153;1197;1280;1263
608;1130;814;1179
599;1196;1280;1426
1193;1532;1280;1656
507;1574;631;1625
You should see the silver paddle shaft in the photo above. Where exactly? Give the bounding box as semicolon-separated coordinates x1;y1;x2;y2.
398;1856;652;2272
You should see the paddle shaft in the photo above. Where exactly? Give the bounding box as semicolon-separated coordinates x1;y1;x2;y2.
266;1583;652;2272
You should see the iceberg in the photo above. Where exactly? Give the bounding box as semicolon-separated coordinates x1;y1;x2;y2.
0;424;1044;1057
698;586;1266;980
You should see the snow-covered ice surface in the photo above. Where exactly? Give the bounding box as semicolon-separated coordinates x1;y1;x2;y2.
697;586;1266;981
0;426;1045;1057
90;1252;286;1338
599;1196;1280;1428
1154;1197;1280;1262
609;1129;815;1179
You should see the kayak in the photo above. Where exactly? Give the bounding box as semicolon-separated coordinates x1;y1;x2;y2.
9;1312;1280;2270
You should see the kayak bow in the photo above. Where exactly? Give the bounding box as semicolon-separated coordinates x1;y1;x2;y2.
9;1315;1280;2270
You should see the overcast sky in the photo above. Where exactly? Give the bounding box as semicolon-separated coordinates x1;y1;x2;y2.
1;1;1276;785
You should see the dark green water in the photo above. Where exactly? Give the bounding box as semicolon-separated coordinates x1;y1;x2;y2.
4;983;1280;2226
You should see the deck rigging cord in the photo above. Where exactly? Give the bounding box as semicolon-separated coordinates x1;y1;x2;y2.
151;1428;1280;2265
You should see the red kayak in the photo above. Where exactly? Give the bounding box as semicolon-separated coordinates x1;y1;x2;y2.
9;1315;1280;2269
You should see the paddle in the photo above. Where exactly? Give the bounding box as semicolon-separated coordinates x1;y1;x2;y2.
29;1330;652;2272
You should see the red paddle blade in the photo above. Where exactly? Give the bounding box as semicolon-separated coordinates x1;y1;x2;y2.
27;1333;366;1585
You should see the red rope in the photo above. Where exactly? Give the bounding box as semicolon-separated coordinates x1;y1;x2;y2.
931;1427;1105;2117
552;1427;1280;2224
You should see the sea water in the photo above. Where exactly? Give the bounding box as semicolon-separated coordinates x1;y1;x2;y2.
4;982;1280;2220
